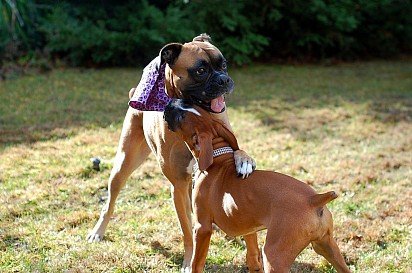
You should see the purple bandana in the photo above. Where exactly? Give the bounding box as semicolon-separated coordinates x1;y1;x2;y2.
128;56;171;111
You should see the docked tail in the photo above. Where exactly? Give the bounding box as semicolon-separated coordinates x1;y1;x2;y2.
310;191;338;208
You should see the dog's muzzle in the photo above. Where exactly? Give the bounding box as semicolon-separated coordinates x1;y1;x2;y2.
190;75;234;113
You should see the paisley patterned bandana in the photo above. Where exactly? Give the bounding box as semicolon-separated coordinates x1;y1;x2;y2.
128;56;171;111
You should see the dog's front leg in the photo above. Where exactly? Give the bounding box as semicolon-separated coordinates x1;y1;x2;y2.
170;182;194;272
190;222;212;273
244;233;263;273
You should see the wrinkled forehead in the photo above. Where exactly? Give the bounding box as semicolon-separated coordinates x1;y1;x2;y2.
190;41;223;60
174;41;224;69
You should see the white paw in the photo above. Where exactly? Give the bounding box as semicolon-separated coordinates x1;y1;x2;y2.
234;150;256;179
181;265;191;273
86;232;103;243
181;254;192;273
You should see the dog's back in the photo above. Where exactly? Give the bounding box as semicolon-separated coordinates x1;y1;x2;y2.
199;160;337;242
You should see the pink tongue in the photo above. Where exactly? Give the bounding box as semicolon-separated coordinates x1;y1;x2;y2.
210;96;225;112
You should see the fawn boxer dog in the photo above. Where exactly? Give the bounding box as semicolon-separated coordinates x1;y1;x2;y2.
164;99;351;273
86;34;256;271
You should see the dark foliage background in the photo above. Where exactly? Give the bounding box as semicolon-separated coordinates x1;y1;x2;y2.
1;0;411;69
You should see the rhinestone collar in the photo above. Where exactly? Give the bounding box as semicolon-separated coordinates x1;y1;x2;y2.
192;146;233;174
212;146;234;158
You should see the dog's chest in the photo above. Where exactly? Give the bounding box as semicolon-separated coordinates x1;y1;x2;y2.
222;192;238;217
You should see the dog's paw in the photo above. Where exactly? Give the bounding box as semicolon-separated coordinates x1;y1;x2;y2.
86;217;109;242
234;150;256;179
86;232;103;243
181;261;191;273
181;266;190;273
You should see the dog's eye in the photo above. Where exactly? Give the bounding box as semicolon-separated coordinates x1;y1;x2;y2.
196;67;206;76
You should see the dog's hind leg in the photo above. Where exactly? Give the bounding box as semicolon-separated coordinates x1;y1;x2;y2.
244;233;263;273
262;226;308;273
312;232;351;273
87;108;151;242
311;208;351;273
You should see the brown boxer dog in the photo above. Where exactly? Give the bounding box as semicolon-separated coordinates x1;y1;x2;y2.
86;34;257;272
164;99;351;273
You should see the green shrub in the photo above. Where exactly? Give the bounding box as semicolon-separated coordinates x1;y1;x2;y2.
179;0;269;65
1;0;411;68
37;0;268;66
0;0;40;61
255;0;412;59
38;1;195;66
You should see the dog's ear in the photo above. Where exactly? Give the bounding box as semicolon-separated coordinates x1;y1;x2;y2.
197;132;214;171
192;33;212;43
214;122;239;151
164;99;185;132
160;43;182;66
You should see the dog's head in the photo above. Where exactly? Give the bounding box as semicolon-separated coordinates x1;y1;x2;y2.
164;99;238;171
160;34;234;114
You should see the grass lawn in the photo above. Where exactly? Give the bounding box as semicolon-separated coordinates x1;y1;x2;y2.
0;61;411;272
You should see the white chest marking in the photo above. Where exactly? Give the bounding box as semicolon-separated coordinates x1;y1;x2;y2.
223;192;238;216
186;158;196;174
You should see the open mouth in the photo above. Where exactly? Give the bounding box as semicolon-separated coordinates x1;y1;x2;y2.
188;75;234;113
191;94;226;113
210;95;226;113
189;82;234;113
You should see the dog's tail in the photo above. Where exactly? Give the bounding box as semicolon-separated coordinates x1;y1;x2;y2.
310;191;338;208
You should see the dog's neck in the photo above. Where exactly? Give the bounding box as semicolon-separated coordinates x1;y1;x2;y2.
211;137;233;151
215;148;234;162
208;137;236;168
210;151;235;169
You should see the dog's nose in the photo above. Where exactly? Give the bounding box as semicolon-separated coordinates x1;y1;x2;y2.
217;75;231;86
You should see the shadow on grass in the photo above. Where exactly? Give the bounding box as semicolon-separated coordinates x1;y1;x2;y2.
0;68;136;145
149;240;326;273
291;262;324;273
0;234;29;251
203;262;324;273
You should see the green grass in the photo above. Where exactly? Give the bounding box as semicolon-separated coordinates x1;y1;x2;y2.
1;60;411;272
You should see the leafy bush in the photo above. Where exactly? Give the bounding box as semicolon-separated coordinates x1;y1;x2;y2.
0;0;40;61
37;0;268;66
251;0;412;60
178;0;269;65
38;1;195;66
0;0;411;69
